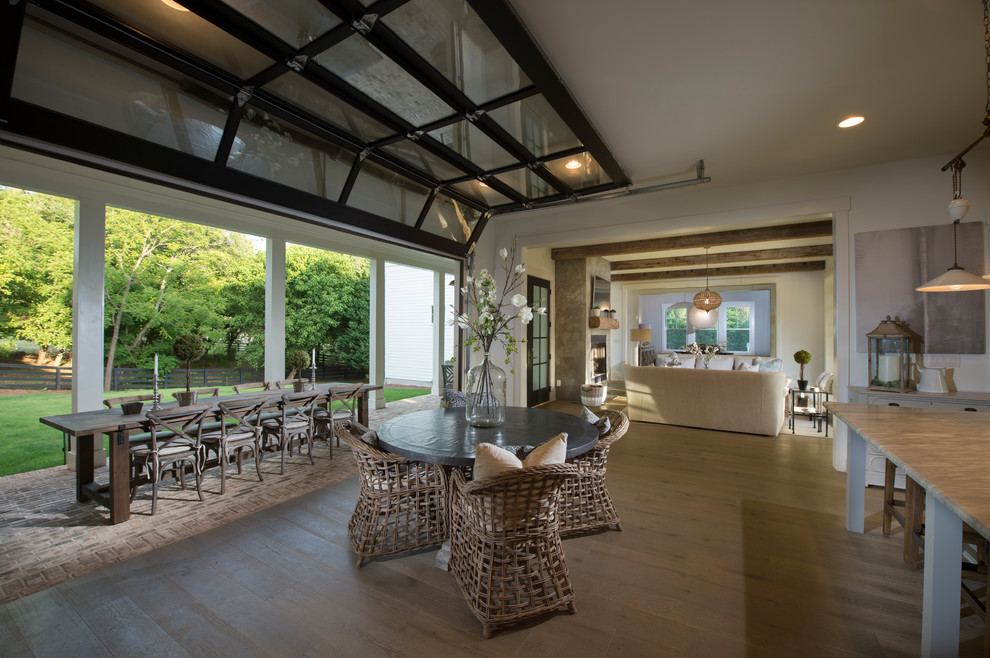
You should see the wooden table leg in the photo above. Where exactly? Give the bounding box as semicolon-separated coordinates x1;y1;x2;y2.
109;426;131;524
76;433;95;502
357;393;370;426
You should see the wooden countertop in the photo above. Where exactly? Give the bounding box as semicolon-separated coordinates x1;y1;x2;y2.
827;402;990;539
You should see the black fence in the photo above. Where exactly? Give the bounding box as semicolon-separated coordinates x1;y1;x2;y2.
0;363;366;391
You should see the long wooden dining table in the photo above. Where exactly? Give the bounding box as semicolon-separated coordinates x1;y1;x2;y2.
39;383;382;524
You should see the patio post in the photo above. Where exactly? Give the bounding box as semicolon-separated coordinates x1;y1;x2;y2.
369;257;386;410
265;238;286;383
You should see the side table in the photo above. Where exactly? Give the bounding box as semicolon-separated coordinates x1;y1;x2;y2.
789;387;829;436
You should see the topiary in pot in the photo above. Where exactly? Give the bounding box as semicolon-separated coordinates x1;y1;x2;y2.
172;334;206;404
793;349;812;390
287;350;310;391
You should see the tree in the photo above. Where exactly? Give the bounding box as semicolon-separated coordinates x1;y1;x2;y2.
0;188;75;361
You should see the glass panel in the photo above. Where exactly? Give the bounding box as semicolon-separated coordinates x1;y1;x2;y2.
227;108;355;200
263;73;392;142
420;194;479;243
314;35;454;126
379;140;467;181
493;167;556;199
447;180;513;206
695;328;717;345
488;94;580;158
545;151;612;190
219;0;341;48
348;160;430;225
85;0;272;79
14;13;230;161
726;330;751;353
532;365;539;388
726;305;751;329
383;0;530;104
428;121;517;170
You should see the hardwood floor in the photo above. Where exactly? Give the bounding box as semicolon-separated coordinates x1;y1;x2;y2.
1;404;984;656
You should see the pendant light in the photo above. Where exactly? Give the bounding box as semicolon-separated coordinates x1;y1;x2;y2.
915;214;990;291
693;248;722;311
917;0;990;291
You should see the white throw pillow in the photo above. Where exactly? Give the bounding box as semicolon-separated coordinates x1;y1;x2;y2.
472;433;567;480
580;406;611;436
678;356;696;369
755;357;783;372
734;357;755;370
709;356;734;371
740;363;760;372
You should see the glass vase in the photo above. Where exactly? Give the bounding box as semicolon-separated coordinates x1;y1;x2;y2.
465;351;506;427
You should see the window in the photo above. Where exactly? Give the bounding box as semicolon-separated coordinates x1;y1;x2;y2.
659;301;755;354
662;303;688;352
724;302;754;353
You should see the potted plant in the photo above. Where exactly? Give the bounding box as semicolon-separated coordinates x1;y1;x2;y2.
287;350;310;392
172;334;205;406
591;304;602;318
793;349;812;390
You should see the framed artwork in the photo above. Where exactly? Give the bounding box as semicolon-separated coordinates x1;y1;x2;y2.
854;222;985;354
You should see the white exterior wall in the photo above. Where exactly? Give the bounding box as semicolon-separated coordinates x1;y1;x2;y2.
385;263;436;384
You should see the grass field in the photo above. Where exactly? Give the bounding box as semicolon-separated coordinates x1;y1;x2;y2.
0;385;429;477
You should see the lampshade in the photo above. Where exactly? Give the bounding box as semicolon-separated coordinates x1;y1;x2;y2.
693;247;722;311
916;218;990;291
688;306;718;328
917;266;990;292
630;328;652;343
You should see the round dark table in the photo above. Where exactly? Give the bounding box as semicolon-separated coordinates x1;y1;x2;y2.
376;407;599;467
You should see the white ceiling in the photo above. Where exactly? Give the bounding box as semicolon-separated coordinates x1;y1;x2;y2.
511;0;987;189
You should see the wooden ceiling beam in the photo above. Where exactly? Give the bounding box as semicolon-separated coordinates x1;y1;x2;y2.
610;244;833;271
611;261;827;282
551;219;833;260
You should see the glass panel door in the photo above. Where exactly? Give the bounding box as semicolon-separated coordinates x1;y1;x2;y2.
527;276;550;406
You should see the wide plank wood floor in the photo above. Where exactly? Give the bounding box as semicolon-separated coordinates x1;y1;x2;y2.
1;403;985;656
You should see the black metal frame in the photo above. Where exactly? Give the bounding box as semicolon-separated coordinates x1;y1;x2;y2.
0;0;631;257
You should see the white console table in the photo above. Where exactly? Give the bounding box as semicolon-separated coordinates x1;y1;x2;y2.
848;387;990;488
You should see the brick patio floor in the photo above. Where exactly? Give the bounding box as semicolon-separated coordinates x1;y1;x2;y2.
0;394;442;604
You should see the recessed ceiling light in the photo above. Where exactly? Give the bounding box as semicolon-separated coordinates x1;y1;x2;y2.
160;0;189;10
565;159;581;170
838;116;865;128
478;181;489;188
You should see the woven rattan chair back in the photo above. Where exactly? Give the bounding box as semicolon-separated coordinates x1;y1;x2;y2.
559;409;629;535
204;397;270;494
261;391;319;474
334;423;448;567
132;404;212;515
448;463;579;638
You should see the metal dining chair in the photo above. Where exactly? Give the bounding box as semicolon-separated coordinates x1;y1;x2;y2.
201;397;270;494
261;391;320;474
130;404;212;515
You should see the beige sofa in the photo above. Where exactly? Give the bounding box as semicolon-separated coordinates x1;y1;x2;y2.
624;365;786;436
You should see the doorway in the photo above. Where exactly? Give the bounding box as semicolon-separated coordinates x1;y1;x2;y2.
527;277;551;406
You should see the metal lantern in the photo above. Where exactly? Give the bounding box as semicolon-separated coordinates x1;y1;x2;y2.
866;315;920;392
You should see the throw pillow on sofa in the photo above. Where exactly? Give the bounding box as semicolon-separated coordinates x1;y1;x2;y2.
739;363;760;372
580;406;612;436
755;357;783;372
677;356;696;369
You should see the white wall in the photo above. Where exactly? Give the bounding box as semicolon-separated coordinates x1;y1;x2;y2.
477;148;990;437
384;262;435;384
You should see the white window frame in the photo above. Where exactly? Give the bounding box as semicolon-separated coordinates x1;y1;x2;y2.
660;302;690;352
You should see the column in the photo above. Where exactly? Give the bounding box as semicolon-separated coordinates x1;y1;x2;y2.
432;270;445;396
369;257;386;409
68;198;106;470
265;238;286;383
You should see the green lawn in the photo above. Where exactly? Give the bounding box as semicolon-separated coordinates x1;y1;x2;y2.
0;385;430;477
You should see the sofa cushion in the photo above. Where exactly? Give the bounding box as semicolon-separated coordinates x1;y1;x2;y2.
734;356;755;370
739;363;760;372
677;356;696;369
708;356;735;371
580;406;612;436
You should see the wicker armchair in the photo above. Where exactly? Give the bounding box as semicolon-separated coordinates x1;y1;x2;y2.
559;409;629;535
333;422;448;566
448;463;579;638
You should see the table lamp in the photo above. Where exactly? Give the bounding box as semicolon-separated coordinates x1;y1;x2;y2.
630;325;652;366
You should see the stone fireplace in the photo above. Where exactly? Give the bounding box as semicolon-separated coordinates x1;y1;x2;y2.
554;257;612;402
